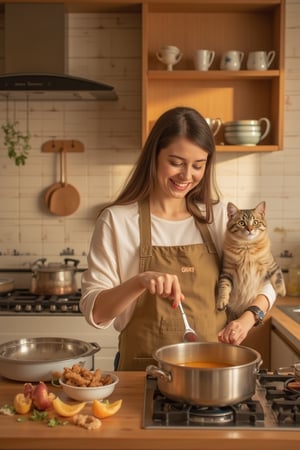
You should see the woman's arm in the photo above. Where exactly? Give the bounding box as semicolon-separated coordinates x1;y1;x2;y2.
92;271;185;324
218;279;277;345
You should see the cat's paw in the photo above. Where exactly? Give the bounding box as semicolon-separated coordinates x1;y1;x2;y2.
216;298;227;311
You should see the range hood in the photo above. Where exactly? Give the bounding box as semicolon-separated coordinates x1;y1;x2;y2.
0;3;118;101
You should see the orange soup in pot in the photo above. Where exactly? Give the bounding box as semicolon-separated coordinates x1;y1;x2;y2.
178;361;234;368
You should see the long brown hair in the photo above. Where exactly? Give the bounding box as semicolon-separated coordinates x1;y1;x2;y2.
101;106;220;223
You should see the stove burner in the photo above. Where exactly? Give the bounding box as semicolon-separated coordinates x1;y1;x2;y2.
189;406;234;424
0;289;82;315
143;373;300;430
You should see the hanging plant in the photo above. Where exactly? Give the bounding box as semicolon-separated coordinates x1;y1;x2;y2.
2;120;31;166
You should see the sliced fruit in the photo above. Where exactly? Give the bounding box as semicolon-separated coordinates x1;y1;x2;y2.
52;396;86;417
14;393;32;414
92;399;123;419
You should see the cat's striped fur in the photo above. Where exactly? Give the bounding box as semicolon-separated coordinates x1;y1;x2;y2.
216;201;286;318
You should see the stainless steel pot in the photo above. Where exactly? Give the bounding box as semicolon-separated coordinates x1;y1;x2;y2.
0;278;14;294
146;342;262;406
30;257;80;295
0;337;101;382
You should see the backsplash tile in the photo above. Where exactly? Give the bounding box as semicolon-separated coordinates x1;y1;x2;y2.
0;3;300;268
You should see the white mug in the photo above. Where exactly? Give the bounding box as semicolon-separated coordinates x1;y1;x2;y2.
156;45;183;71
194;49;215;71
205;117;222;136
220;50;244;71
246;51;276;71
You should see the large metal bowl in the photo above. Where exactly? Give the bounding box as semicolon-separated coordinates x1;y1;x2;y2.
0;337;101;382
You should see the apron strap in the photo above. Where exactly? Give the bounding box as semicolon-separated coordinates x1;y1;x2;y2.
138;198;220;269
138;198;152;272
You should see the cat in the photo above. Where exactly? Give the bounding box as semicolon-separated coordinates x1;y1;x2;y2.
216;201;286;319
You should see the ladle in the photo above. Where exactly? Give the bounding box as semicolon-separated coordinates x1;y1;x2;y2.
178;302;199;342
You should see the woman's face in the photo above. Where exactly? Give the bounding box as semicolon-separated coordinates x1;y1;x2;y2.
154;137;208;200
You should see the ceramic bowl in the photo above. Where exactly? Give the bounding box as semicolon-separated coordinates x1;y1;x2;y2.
224;125;261;132
224;131;260;145
59;371;119;402
225;120;260;127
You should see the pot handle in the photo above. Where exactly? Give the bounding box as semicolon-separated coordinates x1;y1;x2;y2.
31;257;47;271
87;342;101;356
254;359;263;375
64;258;80;268
145;364;172;382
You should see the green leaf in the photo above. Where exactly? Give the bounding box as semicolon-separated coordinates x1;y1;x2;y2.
1;120;31;166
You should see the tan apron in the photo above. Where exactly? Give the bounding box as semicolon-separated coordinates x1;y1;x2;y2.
117;198;226;371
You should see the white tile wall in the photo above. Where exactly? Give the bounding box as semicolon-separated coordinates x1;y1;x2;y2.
0;2;300;269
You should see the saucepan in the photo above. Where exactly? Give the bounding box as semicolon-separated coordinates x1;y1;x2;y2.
146;342;262;406
0;337;101;382
30;257;80;295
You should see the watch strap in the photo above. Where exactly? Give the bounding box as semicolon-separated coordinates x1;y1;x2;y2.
244;305;264;326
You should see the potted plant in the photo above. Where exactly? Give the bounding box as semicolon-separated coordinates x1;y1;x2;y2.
2;120;31;166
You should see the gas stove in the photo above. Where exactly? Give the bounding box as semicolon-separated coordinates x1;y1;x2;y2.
143;370;300;430
0;289;81;315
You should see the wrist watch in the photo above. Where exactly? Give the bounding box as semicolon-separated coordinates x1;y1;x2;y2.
244;305;264;326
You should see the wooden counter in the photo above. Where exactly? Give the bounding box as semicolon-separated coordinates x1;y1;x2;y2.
0;371;300;450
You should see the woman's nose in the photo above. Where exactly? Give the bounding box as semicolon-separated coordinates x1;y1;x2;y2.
179;166;192;180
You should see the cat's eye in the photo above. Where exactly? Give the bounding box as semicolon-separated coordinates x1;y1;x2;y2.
253;220;259;225
238;220;245;226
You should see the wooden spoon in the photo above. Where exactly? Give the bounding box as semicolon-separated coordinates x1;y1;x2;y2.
48;150;80;216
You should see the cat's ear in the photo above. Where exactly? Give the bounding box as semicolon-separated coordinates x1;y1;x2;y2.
227;202;239;218
255;201;266;217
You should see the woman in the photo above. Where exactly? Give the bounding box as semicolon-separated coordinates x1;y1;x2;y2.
80;106;276;370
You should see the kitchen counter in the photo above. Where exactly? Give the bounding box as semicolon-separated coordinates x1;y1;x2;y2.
0;372;300;450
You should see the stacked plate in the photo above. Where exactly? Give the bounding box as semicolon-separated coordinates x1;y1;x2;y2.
224;120;264;146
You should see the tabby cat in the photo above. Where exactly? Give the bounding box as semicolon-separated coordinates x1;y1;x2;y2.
216;201;286;318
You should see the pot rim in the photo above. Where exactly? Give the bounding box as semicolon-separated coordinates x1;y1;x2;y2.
0;337;101;365
153;341;261;370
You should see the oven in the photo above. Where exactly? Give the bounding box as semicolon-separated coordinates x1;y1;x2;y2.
0;269;118;371
143;370;300;430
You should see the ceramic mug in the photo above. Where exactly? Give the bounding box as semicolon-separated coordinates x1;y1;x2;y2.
220;50;244;71
205;117;222;136
156;45;183;71
246;51;276;70
194;49;215;71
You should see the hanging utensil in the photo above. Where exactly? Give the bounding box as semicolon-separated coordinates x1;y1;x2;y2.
178;302;199;343
48;149;80;216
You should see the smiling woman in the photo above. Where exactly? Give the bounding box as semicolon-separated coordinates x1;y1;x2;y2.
80;106;277;371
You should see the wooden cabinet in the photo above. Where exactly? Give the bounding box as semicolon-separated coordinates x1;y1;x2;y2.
142;0;285;152
271;329;300;370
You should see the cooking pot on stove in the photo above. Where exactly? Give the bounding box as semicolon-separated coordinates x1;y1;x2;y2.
146;342;262;406
30;257;80;295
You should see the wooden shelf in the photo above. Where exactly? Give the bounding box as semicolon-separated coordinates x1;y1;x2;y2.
142;0;286;152
148;70;280;80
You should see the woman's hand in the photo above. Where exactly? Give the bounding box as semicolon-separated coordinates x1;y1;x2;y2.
138;271;184;307
218;320;250;345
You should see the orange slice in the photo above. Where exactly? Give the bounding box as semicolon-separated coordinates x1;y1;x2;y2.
14;393;32;414
92;399;123;419
52;396;86;417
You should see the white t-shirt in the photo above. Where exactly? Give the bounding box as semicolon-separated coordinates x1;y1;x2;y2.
80;201;276;331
